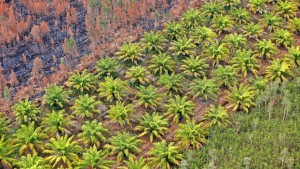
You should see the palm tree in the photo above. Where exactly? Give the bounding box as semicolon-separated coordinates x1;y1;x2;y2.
175;120;207;149
229;7;249;24
230;49;260;77
107;102;135;126
164;22;186;41
44;135;82;168
41;110;72;136
96;57;119;79
104;132;142;162
180;55;209;78
66;69;96;94
12;122;46;155
125;66;150;86
272;29;294;48
141;31;166;53
212;65;239;88
243;22;264;40
0;135;16;168
224;33;247;52
275;0;297;19
226;84;256;112
71;94;101;118
13;99;39;124
261;12;283;32
286;46;300;67
221;0;241;8
203;40;230;66
188;77;220;101
249;76;268;94
0;113;9;135
265;59;293;83
165;95;195;123
115;42;144;65
203;105;230;127
255;39;278;60
181;8;202;29
78;120;109;148
76;145;114;169
248;0;268;14
148;140;183;169
119;157;149;169
211;14;234;35
287;17;300;34
135;85;161;110
158;73;184;94
201;1;224;18
43;85;69;110
170;36;196;57
15;154;51;169
148;53;175;76
134;112;168;143
98;77;128;102
191;26;217;46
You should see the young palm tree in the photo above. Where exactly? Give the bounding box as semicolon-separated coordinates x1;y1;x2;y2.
203;40;230;66
71;94;101;118
135;85;161;110
175;120;207;149
13;99;39;124
104;132;142;162
98;77;128;102
148;140;183;169
255;39;278;60
201;1;224;18
164;22;186;41
134;112;168;143
0;113;9;135
211;14;234;35
287;46;300;67
230;49;260;77
261;12;283;32
181;8;202;29
224;33;247;52
125;66;150;86
76;145;114;169
229;7;249;24
148;53;175;76
96;57;119;79
165;95;195;123
78;120;109;147
41;110;72;136
212;65;239;88
0;135;16;168
115;42;144;65
248;0;268;14
43;85;69;110
243;22;264;40
170;36;196;57
141;31;166;53
226;84;256;112
66;69;96;94
191;26;217;46
275;0;297;19
12;122;47;155
158;73;184;94
221;0;241;8
188;77;220;101
119;157;149;169
107;102;135;126
249;76;268;94
44;135;82;168
180;55;209;78
203;105;230;127
265;59;293;83
287;17;300;34
15;154;51;169
272;29;294;48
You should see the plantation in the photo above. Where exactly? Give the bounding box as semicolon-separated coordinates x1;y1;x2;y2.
0;0;300;168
